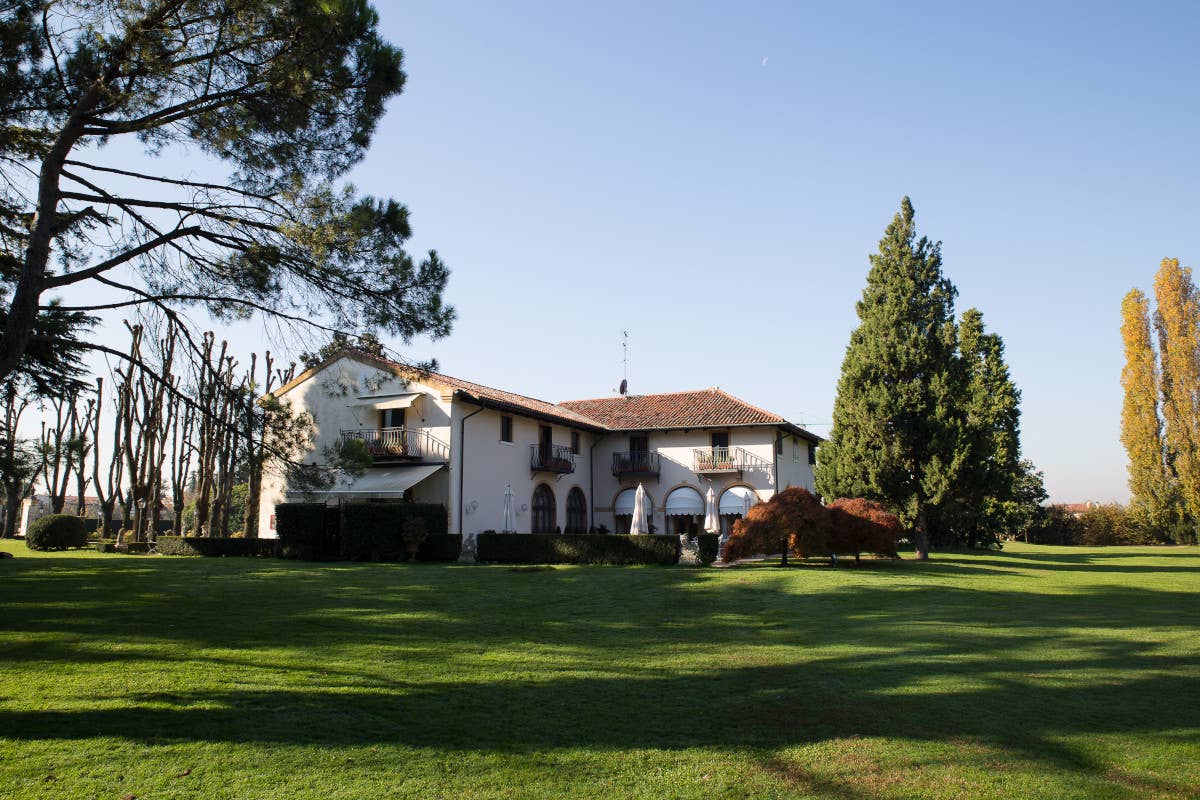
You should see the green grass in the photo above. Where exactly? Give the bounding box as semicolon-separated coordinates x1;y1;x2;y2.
1;540;1198;800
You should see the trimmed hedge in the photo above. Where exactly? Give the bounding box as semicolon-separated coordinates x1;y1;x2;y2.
25;514;88;550
475;534;681;565
95;539;118;553
416;534;463;562
276;503;338;561
695;533;720;565
157;536;281;557
340;502;449;562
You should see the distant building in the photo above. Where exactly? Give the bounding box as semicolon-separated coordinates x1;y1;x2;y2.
1061;502;1097;518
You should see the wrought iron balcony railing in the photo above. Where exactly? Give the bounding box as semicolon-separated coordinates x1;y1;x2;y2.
530;443;577;474
340;426;450;463
693;446;747;473
612;450;660;479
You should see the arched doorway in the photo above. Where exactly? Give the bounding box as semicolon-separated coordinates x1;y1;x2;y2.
664;486;704;535
613;487;650;534
719;486;760;537
566;487;587;533
532;484;556;533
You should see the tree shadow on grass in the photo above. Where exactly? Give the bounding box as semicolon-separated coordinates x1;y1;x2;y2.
2;553;1199;797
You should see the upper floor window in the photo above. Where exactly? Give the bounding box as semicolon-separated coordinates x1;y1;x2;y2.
380;408;405;429
570;431;580;454
711;431;729;450
776;436;783;456
808;443;817;466
630;434;649;453
500;415;513;443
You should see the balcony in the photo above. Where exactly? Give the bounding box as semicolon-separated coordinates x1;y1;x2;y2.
693;446;747;474
612;450;660;479
530;443;577;474
340;427;450;464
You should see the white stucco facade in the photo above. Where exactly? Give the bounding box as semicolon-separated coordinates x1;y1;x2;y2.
257;353;819;539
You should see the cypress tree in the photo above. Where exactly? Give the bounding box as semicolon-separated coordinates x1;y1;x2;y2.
815;197;964;559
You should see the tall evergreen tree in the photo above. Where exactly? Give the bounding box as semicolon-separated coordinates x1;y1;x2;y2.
815;197;964;559
932;308;1022;547
1153;259;1200;526
1120;287;1176;531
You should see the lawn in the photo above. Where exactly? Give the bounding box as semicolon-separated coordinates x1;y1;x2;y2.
1;540;1198;800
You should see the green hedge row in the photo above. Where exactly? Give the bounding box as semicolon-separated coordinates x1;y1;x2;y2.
475;533;681;565
156;537;281;557
276;503;338;561
95;539;118;553
339;502;449;561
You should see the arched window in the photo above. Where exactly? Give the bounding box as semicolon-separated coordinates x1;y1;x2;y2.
665;486;705;535
566;488;587;533
532;484;556;534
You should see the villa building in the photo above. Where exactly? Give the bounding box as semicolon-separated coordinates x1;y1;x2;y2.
258;350;821;538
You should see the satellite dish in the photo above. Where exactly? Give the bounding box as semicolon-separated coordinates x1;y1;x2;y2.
619;378;628;396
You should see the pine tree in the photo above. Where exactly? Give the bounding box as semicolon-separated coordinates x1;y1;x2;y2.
1152;259;1200;526
815;197;964;559
1120;287;1176;531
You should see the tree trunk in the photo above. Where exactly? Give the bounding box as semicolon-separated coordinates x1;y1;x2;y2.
779;536;789;567
244;459;262;539
3;489;20;538
914;505;930;560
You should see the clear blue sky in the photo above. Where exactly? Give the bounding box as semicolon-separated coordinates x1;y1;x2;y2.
65;1;1200;503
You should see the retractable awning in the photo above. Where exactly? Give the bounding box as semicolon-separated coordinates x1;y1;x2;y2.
614;488;637;515
720;486;759;514
289;464;443;498
665;487;704;515
354;392;422;411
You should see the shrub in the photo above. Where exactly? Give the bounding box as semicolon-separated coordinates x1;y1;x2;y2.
339;502;448;562
124;542;151;554
827;498;901;563
695;533;720;565
416;534;463;562
25;514;88;551
276;503;337;561
723;487;829;565
1077;504;1158;546
475;534;680;565
156;536;281;557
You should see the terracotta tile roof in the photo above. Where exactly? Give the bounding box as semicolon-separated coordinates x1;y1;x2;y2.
560;388;820;441
308;350;607;431
282;350;818;439
415;369;605;430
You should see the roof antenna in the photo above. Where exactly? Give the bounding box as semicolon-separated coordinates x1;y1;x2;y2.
619;330;629;396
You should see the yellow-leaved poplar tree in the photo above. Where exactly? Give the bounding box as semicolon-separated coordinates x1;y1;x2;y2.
1120;288;1173;527
1153;258;1200;523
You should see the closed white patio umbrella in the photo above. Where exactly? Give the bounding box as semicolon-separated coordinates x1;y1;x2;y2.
703;486;720;534
502;484;515;533
630;483;650;535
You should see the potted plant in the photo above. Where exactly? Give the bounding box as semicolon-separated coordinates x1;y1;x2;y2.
401;518;427;560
